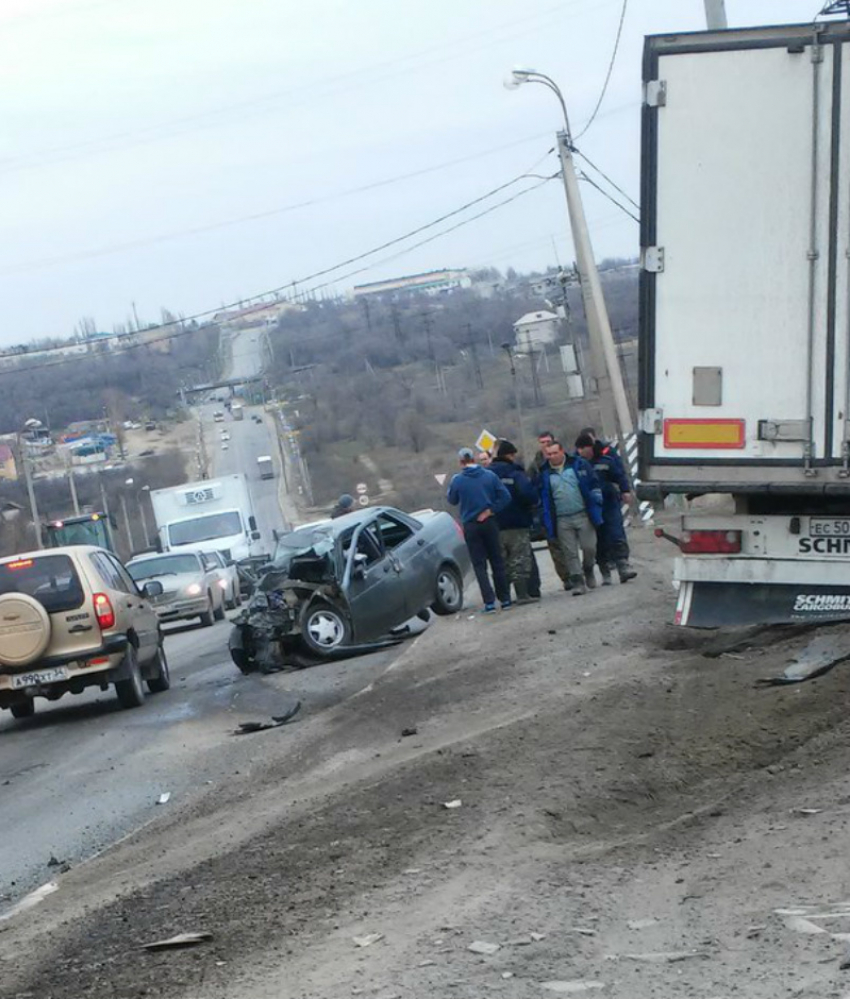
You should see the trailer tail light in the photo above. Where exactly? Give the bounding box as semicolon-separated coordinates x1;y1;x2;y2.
680;530;742;554
93;593;115;631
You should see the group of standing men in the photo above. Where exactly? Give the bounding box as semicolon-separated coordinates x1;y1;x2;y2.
447;429;636;611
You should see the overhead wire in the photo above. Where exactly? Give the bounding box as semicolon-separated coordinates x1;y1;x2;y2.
574;149;640;210
0;155;556;372
0;134;554;276
578;172;640;223
573;0;629;141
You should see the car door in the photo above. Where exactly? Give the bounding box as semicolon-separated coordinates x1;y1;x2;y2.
200;552;225;610
102;553;159;659
372;512;433;615
343;521;406;641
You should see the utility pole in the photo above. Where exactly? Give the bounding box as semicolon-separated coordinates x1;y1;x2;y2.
18;435;42;549
502;344;530;461
67;465;80;516
556;131;631;439
120;492;135;554
703;0;728;29
465;325;484;389
529;348;544;407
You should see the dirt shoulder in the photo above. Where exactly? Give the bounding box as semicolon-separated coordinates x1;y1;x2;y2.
4;532;850;999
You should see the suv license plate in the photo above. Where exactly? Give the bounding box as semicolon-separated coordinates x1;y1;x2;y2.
12;666;69;689
809;518;850;537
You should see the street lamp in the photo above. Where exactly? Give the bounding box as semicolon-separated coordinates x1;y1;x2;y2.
501;342;529;462
504;66;633;442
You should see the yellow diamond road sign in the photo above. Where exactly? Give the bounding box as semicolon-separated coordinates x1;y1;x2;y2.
475;429;497;453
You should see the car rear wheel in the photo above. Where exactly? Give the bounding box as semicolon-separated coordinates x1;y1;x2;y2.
199;597;215;628
431;565;464;616
115;645;145;709
10;700;34;720
300;602;351;655
147;642;171;693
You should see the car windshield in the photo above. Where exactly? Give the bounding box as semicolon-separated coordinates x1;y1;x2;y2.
0;554;84;613
273;526;334;561
168;511;242;546
127;555;200;580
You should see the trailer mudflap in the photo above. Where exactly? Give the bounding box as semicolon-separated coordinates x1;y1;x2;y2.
677;581;850;628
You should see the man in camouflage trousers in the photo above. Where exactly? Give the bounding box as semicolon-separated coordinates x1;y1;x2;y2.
489;439;539;603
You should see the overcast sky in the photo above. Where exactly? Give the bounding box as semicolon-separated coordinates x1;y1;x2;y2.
0;0;822;343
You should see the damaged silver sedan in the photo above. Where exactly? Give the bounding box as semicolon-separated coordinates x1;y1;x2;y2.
229;506;469;673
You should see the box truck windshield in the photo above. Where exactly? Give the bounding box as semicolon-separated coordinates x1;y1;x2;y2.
168;511;242;547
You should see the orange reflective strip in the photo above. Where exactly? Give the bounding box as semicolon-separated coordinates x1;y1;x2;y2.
663;419;745;449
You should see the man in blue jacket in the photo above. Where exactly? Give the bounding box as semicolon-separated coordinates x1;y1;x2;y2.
489;439;539;603
537;440;603;595
576;432;637;585
447;447;512;612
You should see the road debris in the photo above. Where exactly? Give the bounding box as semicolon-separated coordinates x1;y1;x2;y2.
616;950;710;963
530;932;547;941
234;701;302;735
540;981;607;994
790;807;823;816
401;727;418;737
156;793;171;805
443;799;462;809
142;932;213;951
627;918;658;930
839;949;850;970
783;916;827;935
353;933;384;948
756;634;850;686
747;925;767;938
468;940;500;955
569;927;598;936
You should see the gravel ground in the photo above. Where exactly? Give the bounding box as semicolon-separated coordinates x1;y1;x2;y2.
4;529;850;999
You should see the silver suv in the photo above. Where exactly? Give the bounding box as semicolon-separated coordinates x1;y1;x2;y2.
0;546;169;721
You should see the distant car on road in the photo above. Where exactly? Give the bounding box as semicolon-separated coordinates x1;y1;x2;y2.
0;546;169;720
221;443;229;450
229;506;469;672
126;551;226;628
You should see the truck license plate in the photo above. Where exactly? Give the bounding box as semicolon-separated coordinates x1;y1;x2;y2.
11;666;69;689
809;518;850;537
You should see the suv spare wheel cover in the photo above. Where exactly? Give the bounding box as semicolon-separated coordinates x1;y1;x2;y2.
0;594;52;667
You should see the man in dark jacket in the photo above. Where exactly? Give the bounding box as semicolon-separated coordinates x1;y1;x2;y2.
576;432;637;584
537;440;603;595
447;448;512;612
489;440;539;603
331;494;355;518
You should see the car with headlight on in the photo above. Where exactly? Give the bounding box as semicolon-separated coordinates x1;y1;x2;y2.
126;551;225;627
229;505;469;673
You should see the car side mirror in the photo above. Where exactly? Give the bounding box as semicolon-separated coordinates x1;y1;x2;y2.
248;516;258;531
142;580;163;598
251;530;261;541
154;538;163;553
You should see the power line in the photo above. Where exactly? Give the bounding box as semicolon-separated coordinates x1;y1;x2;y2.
578;173;640;223
0;133;554;277
574;149;640;211
573;0;629;141
0;164;555;373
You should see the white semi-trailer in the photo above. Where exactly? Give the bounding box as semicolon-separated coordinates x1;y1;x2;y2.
638;19;850;627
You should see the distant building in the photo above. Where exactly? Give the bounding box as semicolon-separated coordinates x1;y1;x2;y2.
352;269;471;300
513;310;560;352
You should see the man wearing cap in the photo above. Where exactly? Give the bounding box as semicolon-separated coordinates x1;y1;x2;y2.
447;448;512;612
489;440;539;603
331;494;355;518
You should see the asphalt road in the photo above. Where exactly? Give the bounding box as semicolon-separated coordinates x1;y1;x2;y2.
0;328;409;916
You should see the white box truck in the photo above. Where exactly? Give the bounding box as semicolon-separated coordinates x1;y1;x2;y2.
151;473;261;563
257;455;274;480
231;403;244;421
638;19;850;628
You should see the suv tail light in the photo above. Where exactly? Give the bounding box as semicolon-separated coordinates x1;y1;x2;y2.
680;530;742;554
93;592;115;630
